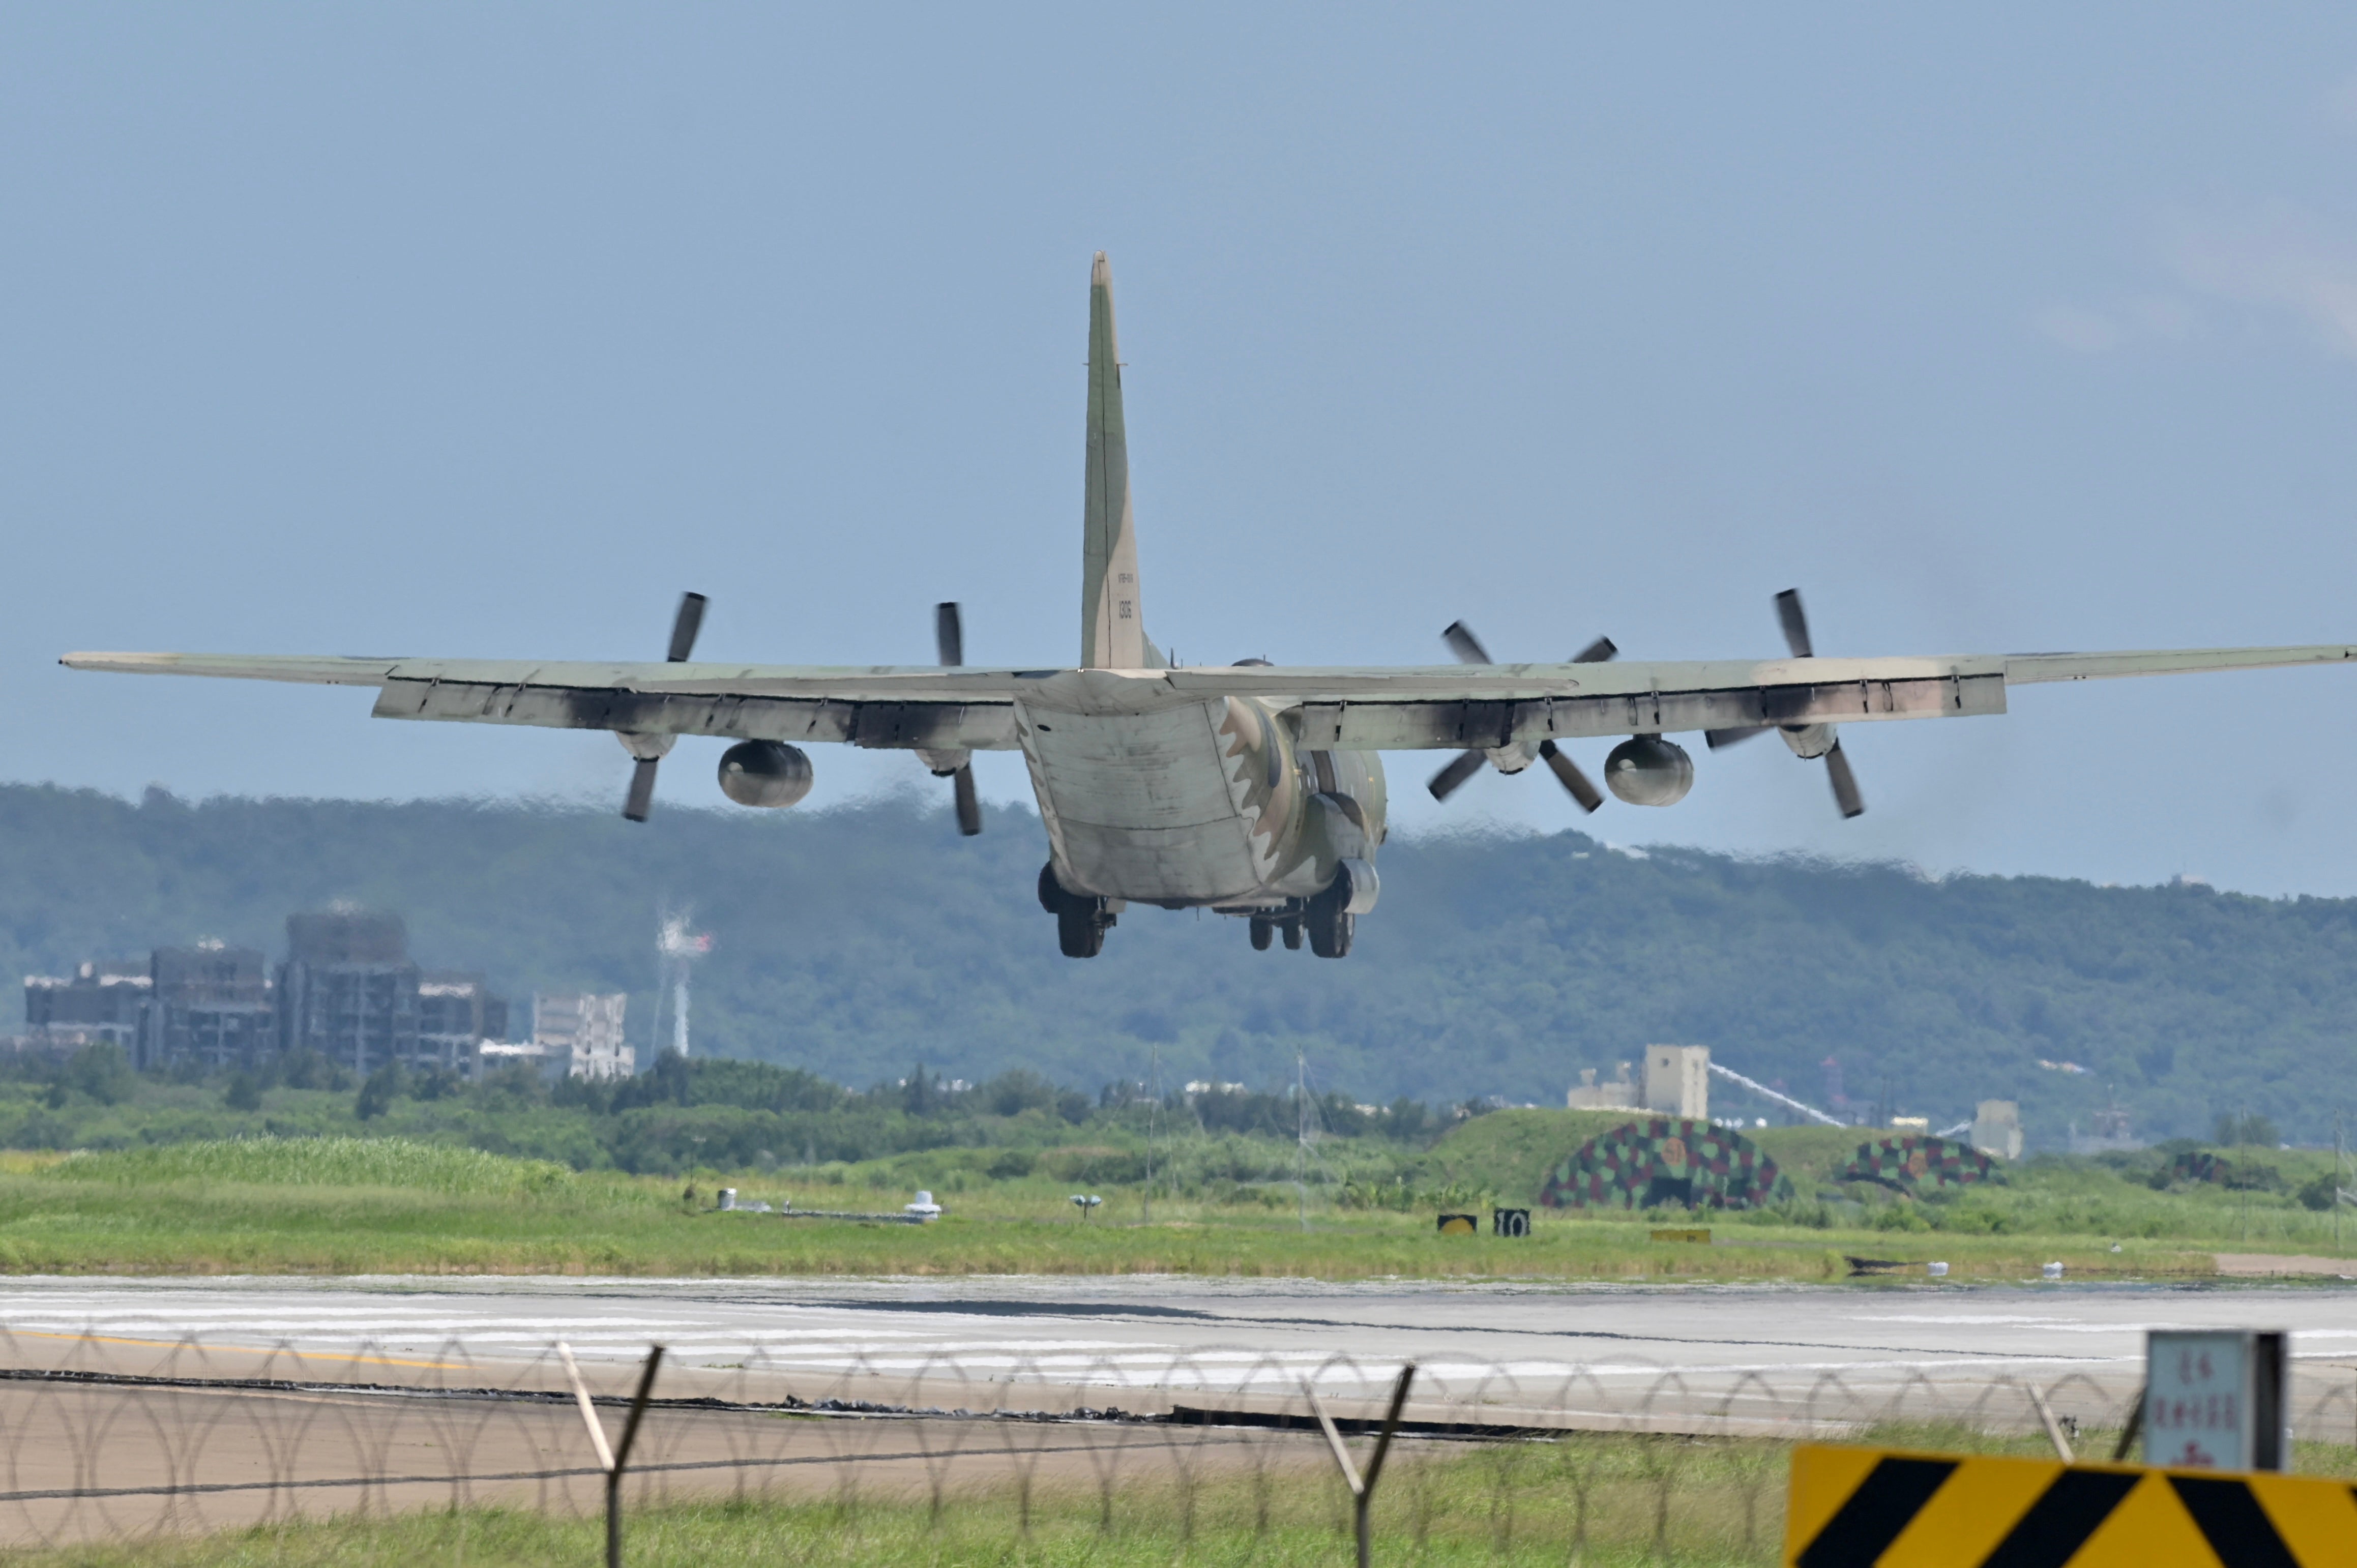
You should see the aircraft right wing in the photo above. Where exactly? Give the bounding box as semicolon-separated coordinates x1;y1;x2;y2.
1166;643;2357;750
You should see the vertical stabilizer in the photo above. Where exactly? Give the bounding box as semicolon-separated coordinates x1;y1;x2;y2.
1082;252;1151;668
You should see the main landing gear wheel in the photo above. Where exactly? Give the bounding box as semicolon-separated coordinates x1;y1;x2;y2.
1248;916;1273;951
1306;883;1353;958
1039;863;1114;959
1280;917;1303;951
1057;902;1107;958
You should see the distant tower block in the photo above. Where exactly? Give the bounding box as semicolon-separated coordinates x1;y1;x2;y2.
533;991;633;1080
1643;1045;1710;1119
1570;1046;1710;1117
1971;1099;2024;1160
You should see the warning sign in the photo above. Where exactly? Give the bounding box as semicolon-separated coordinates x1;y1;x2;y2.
1786;1444;2357;1565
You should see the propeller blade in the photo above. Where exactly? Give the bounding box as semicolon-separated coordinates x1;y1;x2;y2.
1441;622;1493;665
666;592;709;663
1537;739;1603;813
952;764;982;836
935;602;964;667
1824;739;1865;819
1427;748;1488;801
1774;588;1813;660
1571;636;1617;664
623;757;661;822
1705;726;1771;749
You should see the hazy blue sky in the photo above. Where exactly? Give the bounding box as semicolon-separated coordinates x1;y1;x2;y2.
10;9;2357;894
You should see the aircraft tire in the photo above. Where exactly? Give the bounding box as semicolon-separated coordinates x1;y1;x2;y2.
1056;901;1105;958
1280;918;1303;951
1249;916;1273;951
1306;885;1354;958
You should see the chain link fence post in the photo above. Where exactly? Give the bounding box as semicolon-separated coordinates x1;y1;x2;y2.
559;1341;664;1568
1303;1362;1415;1568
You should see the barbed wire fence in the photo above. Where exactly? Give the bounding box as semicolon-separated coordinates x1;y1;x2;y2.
0;1326;2348;1559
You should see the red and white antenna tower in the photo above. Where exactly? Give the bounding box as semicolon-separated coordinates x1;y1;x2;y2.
654;912;714;1059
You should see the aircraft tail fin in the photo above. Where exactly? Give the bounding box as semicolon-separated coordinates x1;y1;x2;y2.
1082;252;1159;668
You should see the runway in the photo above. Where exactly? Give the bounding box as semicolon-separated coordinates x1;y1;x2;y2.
3;1274;2351;1403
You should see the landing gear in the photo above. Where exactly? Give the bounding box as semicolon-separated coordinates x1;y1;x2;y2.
1305;881;1353;958
1238;906;1314;952
1039;863;1116;959
1057;901;1108;958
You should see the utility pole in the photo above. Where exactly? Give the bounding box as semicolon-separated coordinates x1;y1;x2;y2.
1144;1045;1157;1225
2239;1105;2250;1244
1296;1050;1309;1233
2337;1111;2345;1255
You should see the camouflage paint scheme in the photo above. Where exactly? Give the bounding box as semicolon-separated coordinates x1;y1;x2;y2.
60;255;2357;946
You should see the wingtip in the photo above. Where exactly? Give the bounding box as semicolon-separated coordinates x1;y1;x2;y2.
1091;250;1111;286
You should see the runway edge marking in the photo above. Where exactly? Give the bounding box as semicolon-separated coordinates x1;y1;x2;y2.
1785;1444;2357;1566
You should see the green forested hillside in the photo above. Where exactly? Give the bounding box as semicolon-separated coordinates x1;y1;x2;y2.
1;783;2351;1147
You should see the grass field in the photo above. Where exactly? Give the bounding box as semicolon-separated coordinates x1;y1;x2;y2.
0;1434;1806;1567
21;1424;2357;1567
0;1126;2330;1279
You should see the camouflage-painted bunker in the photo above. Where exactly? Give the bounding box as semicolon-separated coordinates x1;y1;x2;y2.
1834;1135;1997;1193
1538;1117;1784;1210
2165;1150;2238;1186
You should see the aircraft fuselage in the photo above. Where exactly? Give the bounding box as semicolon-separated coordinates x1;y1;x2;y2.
1015;683;1386;910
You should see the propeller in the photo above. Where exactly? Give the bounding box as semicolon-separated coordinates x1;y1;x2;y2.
1425;622;1615;812
934;602;983;837
623;591;708;822
1703;588;1864;819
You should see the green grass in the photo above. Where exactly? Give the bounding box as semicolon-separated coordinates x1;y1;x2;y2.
43;1138;572;1195
0;1122;2345;1279
0;1135;2222;1279
9;1436;1797;1566
30;1425;2357;1567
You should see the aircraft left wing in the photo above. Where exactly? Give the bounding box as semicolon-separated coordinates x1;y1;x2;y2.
57;653;1031;752
59;640;2357;753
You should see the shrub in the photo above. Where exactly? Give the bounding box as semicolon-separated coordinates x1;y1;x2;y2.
61;1043;135;1106
1037;1146;1145;1184
224;1071;263;1112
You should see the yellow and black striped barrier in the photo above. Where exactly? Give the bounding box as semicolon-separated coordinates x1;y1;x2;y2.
1787;1444;2356;1565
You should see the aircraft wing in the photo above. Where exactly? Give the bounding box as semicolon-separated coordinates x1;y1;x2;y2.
59;641;2357;753
57;652;1034;751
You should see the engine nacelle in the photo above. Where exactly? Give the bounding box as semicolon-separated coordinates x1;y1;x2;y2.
1603;735;1694;807
717;741;814;809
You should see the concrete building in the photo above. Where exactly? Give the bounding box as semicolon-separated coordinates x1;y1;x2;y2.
1641;1045;1710;1118
532;991;633;1080
148;942;272;1072
1568;1061;1638;1110
417;973;508;1076
22;961;150;1056
1971;1099;2024;1160
1569;1045;1710;1119
277;909;422;1078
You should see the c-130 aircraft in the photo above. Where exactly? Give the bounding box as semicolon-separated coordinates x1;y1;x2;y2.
66;255;2357;959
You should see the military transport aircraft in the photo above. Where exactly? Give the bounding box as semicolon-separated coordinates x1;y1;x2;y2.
64;254;2357;960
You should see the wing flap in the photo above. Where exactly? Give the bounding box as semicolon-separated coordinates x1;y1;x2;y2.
372;677;1019;750
1294;672;2006;750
